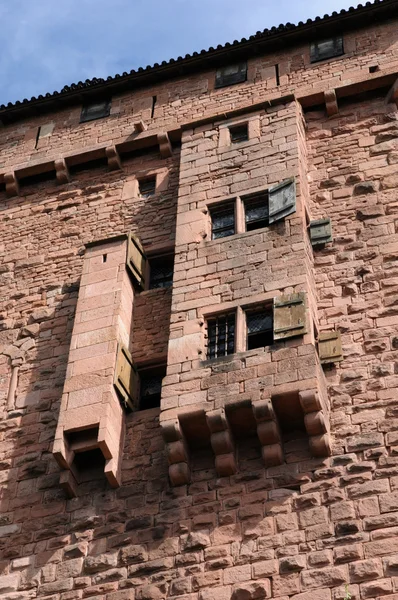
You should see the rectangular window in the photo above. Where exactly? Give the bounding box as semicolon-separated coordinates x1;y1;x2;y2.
246;308;273;350
138;177;156;198
310;36;344;63
207;313;236;359
80;99;111;123
211;202;235;239
149;255;174;289
229;123;248;144
244;192;269;231
139;365;166;410
215;62;247;88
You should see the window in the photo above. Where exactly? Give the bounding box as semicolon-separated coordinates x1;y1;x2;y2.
80;99;111;123
229;123;248;144
139;365;166;410
211;202;235;239
207;314;236;359
310;36;344;63
244;192;269;231
215;62;247;88
246;308;273;350
138;178;156;198
149;255;174;289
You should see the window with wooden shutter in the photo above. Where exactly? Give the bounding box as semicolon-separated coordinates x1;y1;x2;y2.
309;218;333;247
80;99;111;123
215;62;247;88
126;232;147;290
273;293;306;340
114;344;138;411
318;331;343;365
268;178;296;225
310;36;344;63
138;364;166;410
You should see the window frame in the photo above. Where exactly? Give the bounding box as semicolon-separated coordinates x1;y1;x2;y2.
215;62;248;89
210;201;236;240
148;254;174;290
245;306;274;351
138;364;166;410
229;123;249;144
138;177;157;198
243;191;270;232
310;36;344;63
206;312;236;360
80;99;111;123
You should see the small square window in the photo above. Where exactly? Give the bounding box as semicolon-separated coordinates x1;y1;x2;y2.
229;123;249;144
211;202;235;240
244;192;269;231
80;99;111;123
139;178;156;198
149;255;174;289
207;313;236;359
139;365;166;410
246;308;273;350
215;62;247;88
310;36;344;63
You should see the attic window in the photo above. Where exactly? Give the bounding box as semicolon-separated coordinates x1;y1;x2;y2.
310;36;344;63
80;99;111;123
215;62;247;88
138;178;156;198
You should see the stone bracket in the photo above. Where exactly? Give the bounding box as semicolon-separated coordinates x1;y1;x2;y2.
299;390;331;456
55;158;70;184
325;89;338;116
206;408;237;477
106;145;122;170
161;418;191;486
4;172;19;197
252;399;284;467
386;77;398;107
134;120;147;133
158;132;172;158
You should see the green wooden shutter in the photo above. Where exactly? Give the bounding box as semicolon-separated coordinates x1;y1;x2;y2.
114;344;138;410
273;292;306;340
318;331;343;365
309;218;332;247
126;232;147;290
268;178;296;224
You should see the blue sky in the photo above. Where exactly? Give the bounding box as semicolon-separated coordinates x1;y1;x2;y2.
1;0;360;105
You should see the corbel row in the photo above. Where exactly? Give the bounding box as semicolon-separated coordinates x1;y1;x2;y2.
2;122;173;198
161;391;331;486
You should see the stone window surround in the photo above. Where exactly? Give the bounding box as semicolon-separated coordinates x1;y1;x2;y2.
218;113;260;148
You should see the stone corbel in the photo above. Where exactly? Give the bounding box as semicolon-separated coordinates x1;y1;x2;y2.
55;158;70;184
325;89;338;117
206;408;236;476
299;390;331;456
386;78;398;108
105;145;122;170
4;172;19;197
157;132;172;158
134;120;147;133
252;399;283;467
161;418;190;486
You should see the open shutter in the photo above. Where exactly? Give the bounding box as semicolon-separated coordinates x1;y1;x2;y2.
126;232;146;289
309;218;333;247
114;344;138;411
273;292;306;340
318;331;343;365
269;178;296;224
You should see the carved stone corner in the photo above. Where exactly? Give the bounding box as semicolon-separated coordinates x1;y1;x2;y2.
324;89;338;117
157;132;172;158
54;158;70;184
206;408;237;477
299;389;331;457
4;172;19;197
161;418;190;486
105;145;122;170
252;399;284;467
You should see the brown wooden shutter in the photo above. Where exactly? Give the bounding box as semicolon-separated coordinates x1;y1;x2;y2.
273;292;306;340
318;331;343;365
114;344;138;411
126;232;146;289
268;178;296;224
309;218;332;247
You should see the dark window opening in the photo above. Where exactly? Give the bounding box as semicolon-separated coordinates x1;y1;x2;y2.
139;365;166;410
72;448;106;483
139;178;156;198
80;99;111;123
151;96;157;118
35;127;41;149
244;193;269;231
102;254;107;263
0;181;6;194
69;157;108;174
211;202;235;239
207;313;235;359
275;64;280;86
310;36;344;63
369;65;380;73
229;123;248;144
247;309;273;350
272;393;306;437
215;62;247;88
149;255;174;289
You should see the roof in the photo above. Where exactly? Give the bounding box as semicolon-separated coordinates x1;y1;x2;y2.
1;0;397;124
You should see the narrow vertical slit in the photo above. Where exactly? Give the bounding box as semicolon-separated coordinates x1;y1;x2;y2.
35;127;41;149
275;64;280;87
151;96;157;119
102;254;107;263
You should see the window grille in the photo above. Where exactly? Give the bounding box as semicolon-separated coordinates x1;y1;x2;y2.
207;314;236;359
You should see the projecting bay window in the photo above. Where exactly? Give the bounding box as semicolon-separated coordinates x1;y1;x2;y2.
207;313;236;359
209;178;296;239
